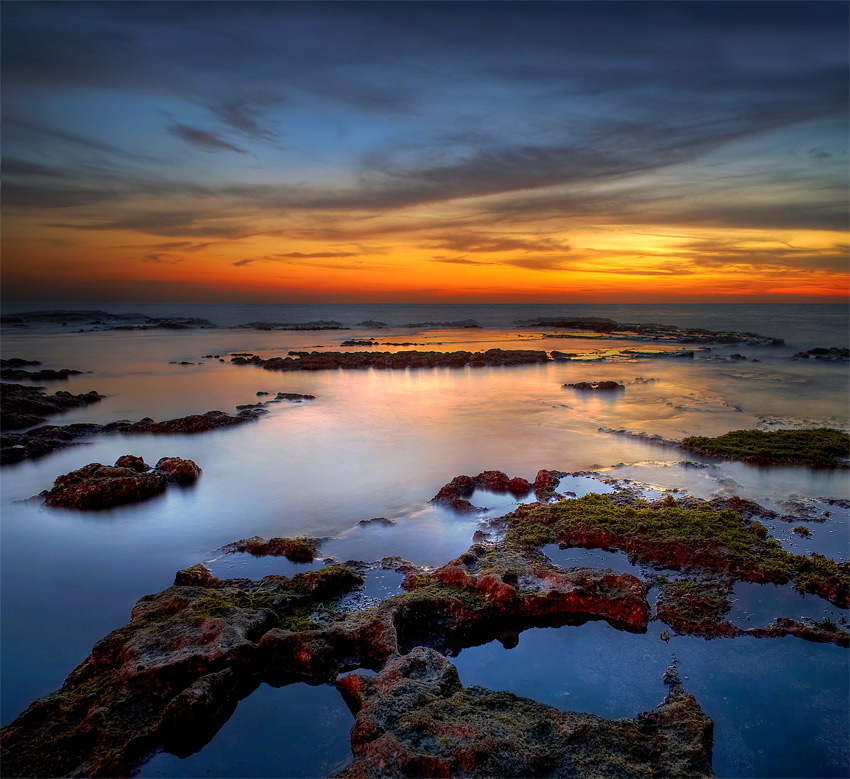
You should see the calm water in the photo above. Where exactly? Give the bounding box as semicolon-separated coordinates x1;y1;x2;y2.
1;303;848;777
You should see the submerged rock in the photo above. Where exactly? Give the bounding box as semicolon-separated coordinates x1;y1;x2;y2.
792;347;849;362
1;405;271;465
1;383;104;430
336;647;714;779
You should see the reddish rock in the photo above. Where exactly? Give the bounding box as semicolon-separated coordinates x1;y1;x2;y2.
656;580;739;639
42;461;167;510
336;647;714;779
1;383;104;430
533;469;560;491
114;455;150;472
474;470;511;491
154;457;202;485
174;564;219;588
507;476;531;494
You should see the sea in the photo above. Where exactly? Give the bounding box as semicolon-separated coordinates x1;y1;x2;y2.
1;302;848;778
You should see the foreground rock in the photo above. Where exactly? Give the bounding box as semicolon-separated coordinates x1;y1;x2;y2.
1;406;270;465
336;647;714;778
0;536;649;777
231;349;549;372
41;456;201;509
1;383;103;429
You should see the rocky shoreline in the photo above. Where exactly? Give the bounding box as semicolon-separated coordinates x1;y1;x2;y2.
1;472;846;777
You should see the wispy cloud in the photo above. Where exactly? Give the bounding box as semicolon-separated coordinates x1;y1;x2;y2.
168;123;247;154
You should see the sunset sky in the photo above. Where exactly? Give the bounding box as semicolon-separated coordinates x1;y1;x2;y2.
2;1;847;303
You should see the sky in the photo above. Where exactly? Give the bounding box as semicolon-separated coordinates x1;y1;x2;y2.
2;1;848;303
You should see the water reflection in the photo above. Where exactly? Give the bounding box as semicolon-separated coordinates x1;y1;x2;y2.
137;682;353;778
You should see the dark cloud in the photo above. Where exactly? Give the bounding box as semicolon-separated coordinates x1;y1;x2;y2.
433;234;569;253
168;124;247;154
2;158;71;178
430;256;494;266
232;258;254;267
2;182;122;209
48;211;260;238
209;91;281;140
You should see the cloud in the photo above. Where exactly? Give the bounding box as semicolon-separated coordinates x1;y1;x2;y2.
209;91;281;140
48;211;263;238
2;157;71;178
430;256;494;266
168;123;247;154
433;233;569;253
270;251;360;259
232;258;254;266
140;253;184;264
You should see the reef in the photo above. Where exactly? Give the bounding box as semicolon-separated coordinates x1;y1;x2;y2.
791;347;849;362
235;320;346;330
230;349;550;372
514;316;783;346
336;647;714;779
0;531;650;778
41;456;201;509
681;428;850;468
492;491;849;608
1;383;103;430
564;381;625;391
0;405;272;465
431;469;563;511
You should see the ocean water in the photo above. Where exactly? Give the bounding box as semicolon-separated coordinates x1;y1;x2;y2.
1;303;848;777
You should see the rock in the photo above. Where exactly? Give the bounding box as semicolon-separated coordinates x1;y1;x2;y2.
41;460;168;510
1;405;270;466
359;517;396;527
114;455;150;472
355;320;388;328
336;647;714;779
341;339;377;346
401;320;481;328
564;381;625;391
235;320;346;330
792;347;849;362
0;367;83;381
1;383;104;430
656;579;739;639
274;392;315;401
154;457;202;485
235;349;550;373
222;536;320;562
174;564;219;588
533;469;560;491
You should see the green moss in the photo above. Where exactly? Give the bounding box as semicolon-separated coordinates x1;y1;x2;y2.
279;614;322;632
793;526;811;537
681;428;849;468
